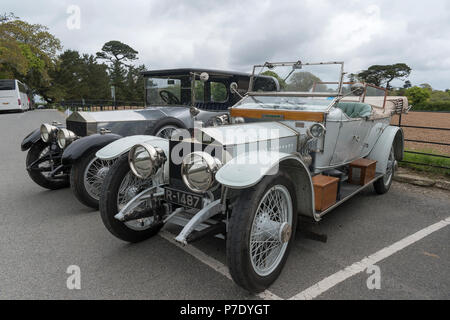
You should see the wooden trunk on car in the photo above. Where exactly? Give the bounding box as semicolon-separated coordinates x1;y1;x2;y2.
312;175;339;212
348;158;377;185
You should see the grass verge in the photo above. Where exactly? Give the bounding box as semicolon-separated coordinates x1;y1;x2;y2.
400;149;450;176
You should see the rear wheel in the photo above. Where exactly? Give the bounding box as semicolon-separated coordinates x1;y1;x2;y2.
70;148;115;209
26;140;69;190
374;146;395;194
99;154;164;243
150;117;186;139
227;171;297;293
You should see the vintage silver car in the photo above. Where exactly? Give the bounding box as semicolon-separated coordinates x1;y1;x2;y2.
21;68;277;209
96;60;410;292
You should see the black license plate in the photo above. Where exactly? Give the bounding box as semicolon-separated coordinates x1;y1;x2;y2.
164;188;203;209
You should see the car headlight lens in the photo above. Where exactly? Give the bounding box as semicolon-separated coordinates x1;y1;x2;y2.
40;123;58;143
57;129;77;149
181;152;222;193
129;143;166;179
307;123;326;138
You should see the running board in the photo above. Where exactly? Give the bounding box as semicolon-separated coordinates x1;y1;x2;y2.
317;173;384;218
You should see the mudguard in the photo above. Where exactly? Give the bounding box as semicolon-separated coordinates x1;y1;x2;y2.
61;133;122;166
21;128;42;151
96;135;170;182
368;126;404;174
96;135;167;160
216;150;317;220
216;151;309;189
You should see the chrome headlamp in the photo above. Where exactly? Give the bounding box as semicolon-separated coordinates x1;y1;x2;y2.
212;115;229;127
307;123;326;138
57;128;77;149
129;143;166;179
40;123;58;143
181;151;222;193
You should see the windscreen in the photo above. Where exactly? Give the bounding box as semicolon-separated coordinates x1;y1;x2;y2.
146;77;184;105
0;80;16;91
252;63;343;93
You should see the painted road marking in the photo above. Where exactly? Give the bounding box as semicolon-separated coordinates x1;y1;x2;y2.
289;216;450;300
159;230;282;300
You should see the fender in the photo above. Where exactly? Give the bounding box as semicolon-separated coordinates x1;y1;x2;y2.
96;135;168;160
21;128;42;151
368;126;404;174
216;150;317;220
61;133;122;166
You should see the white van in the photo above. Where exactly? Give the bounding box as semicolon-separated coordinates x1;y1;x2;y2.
0;79;31;112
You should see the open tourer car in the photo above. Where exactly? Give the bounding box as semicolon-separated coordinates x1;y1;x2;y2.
96;60;410;293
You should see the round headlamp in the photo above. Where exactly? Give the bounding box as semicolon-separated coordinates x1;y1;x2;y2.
129;143;166;179
40;123;58;142
181;152;222;193
307;123;326;138
57;129;77;149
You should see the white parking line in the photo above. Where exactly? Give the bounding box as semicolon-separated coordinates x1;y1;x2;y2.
289;216;450;300
159;230;282;300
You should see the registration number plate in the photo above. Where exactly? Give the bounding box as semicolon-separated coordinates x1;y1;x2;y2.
164;188;202;209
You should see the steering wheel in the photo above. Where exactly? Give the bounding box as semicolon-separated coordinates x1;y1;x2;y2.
159;90;180;105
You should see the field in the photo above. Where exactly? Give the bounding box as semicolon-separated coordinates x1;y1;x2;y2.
391;112;450;155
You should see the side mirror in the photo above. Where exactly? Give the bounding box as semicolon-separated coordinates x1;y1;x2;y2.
200;72;209;83
351;83;365;96
230;82;239;93
230;82;243;99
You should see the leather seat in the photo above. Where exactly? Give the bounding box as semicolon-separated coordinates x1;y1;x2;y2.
336;102;372;118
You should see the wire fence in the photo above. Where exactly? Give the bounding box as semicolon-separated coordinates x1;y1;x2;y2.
396;112;450;170
60;99;145;112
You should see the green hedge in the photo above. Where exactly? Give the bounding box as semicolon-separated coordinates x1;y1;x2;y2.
411;101;450;112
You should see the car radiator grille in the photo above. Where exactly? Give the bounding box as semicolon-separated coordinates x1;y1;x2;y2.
66;121;97;137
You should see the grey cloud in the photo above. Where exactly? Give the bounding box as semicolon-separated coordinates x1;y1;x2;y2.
3;0;450;89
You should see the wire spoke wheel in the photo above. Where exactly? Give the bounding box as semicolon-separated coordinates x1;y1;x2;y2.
155;125;178;139
83;157;115;201
38;146;53;178
383;147;395;186
249;185;293;277
117;171;154;231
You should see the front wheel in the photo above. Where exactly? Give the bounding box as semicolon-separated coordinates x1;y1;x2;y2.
26;140;69;190
70;148;115;209
227;171;297;293
374;146;395;195
99;154;164;243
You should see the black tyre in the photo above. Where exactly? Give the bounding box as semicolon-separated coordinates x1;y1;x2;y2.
70;147;114;209
374;146;395;195
227;171;297;293
99;154;164;243
26;140;69;190
150;117;186;139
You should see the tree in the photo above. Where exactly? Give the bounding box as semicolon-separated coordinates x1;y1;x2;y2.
49;50;110;102
420;83;432;91
405;86;431;106
96;40;138;66
0;13;62;102
403;80;412;89
286;72;321;92
96;40;139;101
261;71;287;89
357;63;412;89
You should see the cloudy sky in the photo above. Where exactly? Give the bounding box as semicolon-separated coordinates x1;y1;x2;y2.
4;0;450;89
